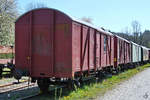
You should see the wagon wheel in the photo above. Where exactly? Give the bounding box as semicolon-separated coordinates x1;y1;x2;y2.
13;69;22;81
68;79;81;90
115;67;119;74
112;67;119;75
98;71;104;80
118;66;121;73
37;78;49;93
79;77;83;86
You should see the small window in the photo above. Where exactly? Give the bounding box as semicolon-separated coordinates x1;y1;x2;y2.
104;36;107;52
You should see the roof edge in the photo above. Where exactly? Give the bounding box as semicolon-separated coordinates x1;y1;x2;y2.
15;8;73;23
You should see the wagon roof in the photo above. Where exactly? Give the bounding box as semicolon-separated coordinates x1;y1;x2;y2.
115;35;130;43
141;45;149;50
130;41;140;46
16;8;114;36
71;17;114;36
15;8;70;22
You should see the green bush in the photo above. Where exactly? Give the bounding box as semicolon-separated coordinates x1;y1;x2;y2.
0;53;14;59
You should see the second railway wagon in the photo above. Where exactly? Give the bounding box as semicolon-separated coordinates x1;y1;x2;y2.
114;35;131;70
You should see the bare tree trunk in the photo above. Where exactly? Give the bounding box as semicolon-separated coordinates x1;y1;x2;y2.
131;20;141;44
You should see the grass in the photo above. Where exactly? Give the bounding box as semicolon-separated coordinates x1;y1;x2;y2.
0;53;14;59
28;63;150;100
61;63;150;100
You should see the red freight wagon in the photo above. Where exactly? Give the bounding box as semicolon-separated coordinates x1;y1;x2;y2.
15;8;115;91
114;35;131;70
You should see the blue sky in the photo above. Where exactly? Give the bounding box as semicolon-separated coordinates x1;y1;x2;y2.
17;0;150;33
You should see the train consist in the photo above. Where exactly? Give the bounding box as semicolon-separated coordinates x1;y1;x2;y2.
14;8;150;91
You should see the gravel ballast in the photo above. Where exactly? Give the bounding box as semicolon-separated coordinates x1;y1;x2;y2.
96;67;150;100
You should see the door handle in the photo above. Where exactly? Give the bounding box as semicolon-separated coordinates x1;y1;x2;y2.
27;56;30;60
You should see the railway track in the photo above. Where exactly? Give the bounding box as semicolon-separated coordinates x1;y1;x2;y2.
18;85;66;100
0;80;36;94
0;80;28;88
18;92;40;100
0;79;65;100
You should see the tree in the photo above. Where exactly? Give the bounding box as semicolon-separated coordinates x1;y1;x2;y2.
0;0;18;45
142;30;150;47
124;27;131;35
131;20;142;44
81;17;93;24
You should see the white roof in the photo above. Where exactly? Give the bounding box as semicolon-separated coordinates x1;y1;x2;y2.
70;16;114;36
141;45;149;50
130;41;140;46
